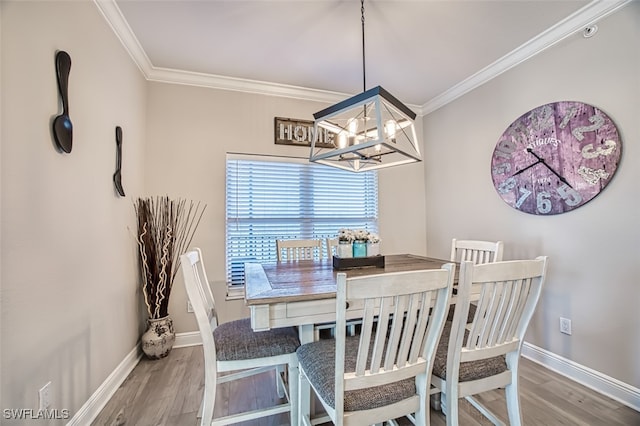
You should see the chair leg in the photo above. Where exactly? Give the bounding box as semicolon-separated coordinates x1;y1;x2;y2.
276;365;285;398
505;353;523;426
298;366;311;426
430;393;441;411
289;359;299;426
200;384;215;426
505;380;523;425
347;323;355;336
443;384;459;426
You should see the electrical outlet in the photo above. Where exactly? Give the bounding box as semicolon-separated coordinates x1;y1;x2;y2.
187;301;194;313
39;381;51;410
560;317;572;335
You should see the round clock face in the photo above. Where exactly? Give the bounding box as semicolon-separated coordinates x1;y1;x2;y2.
491;101;622;215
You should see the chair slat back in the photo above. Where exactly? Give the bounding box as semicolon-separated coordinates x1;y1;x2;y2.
334;265;455;418
450;239;504;264
276;239;323;261
453;257;548;364
180;248;219;424
326;238;339;259
181;248;217;327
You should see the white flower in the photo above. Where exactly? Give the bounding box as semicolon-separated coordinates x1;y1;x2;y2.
337;228;381;243
354;229;369;241
338;228;355;242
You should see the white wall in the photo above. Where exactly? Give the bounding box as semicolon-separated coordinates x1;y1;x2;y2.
422;2;639;388
145;83;427;332
1;1;147;421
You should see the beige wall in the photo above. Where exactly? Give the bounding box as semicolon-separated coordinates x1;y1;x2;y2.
1;0;147;421
423;2;639;388
145;83;427;332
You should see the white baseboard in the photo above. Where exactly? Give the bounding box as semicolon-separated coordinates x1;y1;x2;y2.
66;345;142;426
174;331;202;348
522;342;640;411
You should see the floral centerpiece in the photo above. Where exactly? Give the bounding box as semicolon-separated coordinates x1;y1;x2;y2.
335;228;381;258
135;196;206;358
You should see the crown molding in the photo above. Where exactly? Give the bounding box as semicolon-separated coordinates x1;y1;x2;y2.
147;66;355;105
95;0;629;117
421;0;632;114
93;0;153;78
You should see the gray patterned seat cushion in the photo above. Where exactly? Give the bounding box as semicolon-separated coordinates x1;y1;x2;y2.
432;322;507;382
213;318;300;361
296;336;416;412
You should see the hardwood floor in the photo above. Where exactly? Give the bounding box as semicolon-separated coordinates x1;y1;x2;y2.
93;346;639;426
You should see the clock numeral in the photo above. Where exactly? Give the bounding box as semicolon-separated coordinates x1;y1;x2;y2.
492;162;511;175
494;138;518;159
515;187;532;208
498;177;516;194
577;166;610;186
559;106;578;129
581;139;616;159
505;121;528;146
527;105;553;132
556;184;582;207
572;114;605;141
536;192;552;214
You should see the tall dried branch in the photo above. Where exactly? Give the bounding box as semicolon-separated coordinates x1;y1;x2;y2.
135;196;206;319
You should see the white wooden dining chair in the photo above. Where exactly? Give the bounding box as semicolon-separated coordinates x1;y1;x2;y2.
450;239;504;264
448;239;504;322
276;238;323;261
431;257;549;426
180;248;300;425
297;265;455;426
326;237;339;259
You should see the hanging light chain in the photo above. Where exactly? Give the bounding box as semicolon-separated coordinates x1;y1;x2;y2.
361;0;366;93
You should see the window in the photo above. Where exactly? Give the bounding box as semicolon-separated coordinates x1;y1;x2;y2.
226;153;378;287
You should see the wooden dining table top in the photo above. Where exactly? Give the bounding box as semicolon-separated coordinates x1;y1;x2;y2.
244;254;455;305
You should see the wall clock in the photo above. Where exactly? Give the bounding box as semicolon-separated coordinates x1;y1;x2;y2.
491;101;622;215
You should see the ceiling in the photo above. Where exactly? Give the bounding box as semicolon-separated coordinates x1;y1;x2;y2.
100;1;628;114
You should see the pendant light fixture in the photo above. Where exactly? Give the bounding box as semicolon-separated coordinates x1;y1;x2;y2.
309;0;421;172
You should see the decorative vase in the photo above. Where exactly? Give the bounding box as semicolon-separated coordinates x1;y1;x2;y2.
367;242;380;256
141;315;175;359
353;241;367;258
337;241;353;258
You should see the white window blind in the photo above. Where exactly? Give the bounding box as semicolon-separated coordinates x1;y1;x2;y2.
226;154;378;285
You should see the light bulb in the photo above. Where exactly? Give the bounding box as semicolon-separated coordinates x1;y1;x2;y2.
347;118;358;135
347;118;358;145
337;133;347;149
384;120;396;138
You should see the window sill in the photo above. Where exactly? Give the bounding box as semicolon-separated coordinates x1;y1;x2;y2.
226;286;245;301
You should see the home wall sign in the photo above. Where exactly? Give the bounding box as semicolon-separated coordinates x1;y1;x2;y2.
52;50;73;153
274;117;334;148
491;101;622;215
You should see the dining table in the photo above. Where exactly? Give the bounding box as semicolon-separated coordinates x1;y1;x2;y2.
244;253;456;343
